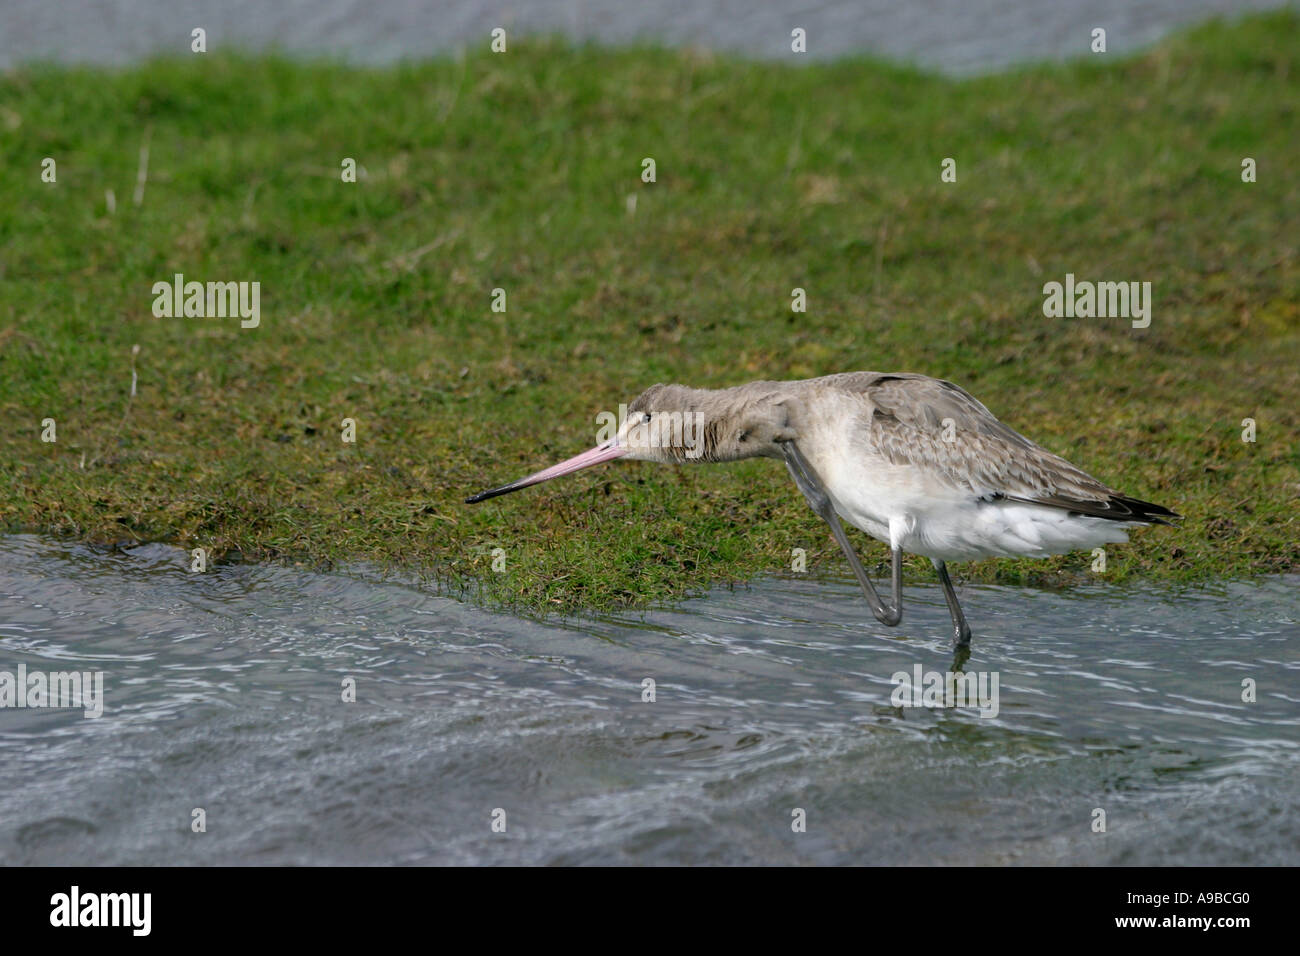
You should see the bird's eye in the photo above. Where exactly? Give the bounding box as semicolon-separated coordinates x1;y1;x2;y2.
642;413;652;424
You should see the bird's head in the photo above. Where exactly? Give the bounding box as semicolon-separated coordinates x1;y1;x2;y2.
619;383;795;463
464;382;797;504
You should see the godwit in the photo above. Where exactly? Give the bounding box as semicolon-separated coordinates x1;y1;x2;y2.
466;372;1179;648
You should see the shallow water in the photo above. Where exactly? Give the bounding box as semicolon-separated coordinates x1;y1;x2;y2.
0;533;1295;865
1;0;1288;73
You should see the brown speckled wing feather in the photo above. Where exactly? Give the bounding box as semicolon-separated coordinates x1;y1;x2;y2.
826;372;1177;523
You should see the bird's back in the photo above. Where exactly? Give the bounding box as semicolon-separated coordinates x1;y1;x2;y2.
785;371;1178;532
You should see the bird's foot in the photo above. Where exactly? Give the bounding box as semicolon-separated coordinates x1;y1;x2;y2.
875;605;903;627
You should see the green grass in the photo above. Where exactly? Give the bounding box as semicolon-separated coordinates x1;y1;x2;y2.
1;13;1296;612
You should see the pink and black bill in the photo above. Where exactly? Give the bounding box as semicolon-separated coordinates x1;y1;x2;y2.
465;442;627;503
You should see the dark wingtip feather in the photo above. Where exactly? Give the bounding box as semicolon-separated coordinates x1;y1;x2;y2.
1007;492;1182;524
1108;494;1182;525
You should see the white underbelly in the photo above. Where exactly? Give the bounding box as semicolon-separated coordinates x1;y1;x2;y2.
832;492;1136;561
812;449;1136;561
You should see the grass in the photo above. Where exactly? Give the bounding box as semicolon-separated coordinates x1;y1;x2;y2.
0;12;1296;613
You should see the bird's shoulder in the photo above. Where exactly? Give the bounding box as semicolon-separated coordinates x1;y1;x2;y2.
810;371;1018;440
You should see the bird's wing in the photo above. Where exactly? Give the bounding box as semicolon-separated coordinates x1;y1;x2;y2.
826;372;1167;521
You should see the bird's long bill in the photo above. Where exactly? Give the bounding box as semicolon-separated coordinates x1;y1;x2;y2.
465;442;627;504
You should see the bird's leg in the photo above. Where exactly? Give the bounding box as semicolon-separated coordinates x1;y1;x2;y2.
931;559;972;649
781;441;903;627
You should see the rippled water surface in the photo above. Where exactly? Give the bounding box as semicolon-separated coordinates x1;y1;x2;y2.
0;534;1296;865
2;0;1289;72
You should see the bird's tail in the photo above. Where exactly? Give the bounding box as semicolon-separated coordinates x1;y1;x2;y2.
1108;494;1182;525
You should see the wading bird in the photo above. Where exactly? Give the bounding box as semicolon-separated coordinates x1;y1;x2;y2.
466;372;1179;650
